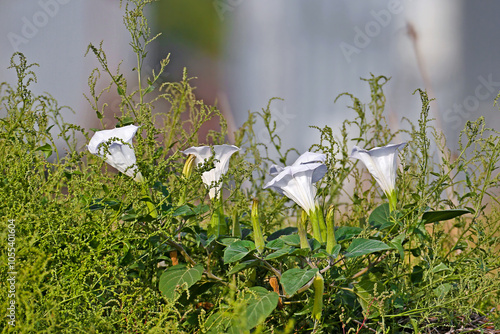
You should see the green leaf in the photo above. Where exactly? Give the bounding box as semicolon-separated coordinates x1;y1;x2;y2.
431;262;450;273
280;234;301;247
266;238;285;250
35;143;53;158
281;268;318;296
354;272;383;318
422;209;470;224
144;85;155;94
223;240;255;264
335;226;362;242
267;227;297;241
410;265;424;284
245;287;279;330
159;264;204;301
119;116;134;127
345;238;391;258
228;259;259;275
388;233;406;259
329;244;342;258
369;203;393;230
265;246;293;260
173;204;209;218
434;283;452;298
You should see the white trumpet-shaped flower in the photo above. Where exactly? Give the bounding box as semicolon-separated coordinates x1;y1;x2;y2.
182;144;240;199
88;125;143;182
264;151;327;214
350;143;406;210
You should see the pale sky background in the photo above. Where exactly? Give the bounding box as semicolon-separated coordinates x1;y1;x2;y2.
1;0;499;154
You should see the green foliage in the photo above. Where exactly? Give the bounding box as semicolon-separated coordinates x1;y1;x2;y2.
1;1;499;333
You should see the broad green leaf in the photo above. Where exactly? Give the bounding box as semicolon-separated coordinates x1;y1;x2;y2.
204;310;229;334
345;238;391;258
159;264;204;300
119;116;134;126
281;234;301;247
434;283;452;298
369;203;393;230
410;266;424;284
431;262;450;273
173;204;209;218
329;244;342;258
267;227;297;241
311;249;330;258
266;238;285;250
388;233;406;259
265;246;293;260
422;209;470;224
218;237;239;247
335;226;363;242
35;143;53;158
228;259;259;275
281;268;318;296
354;273;384;318
223;240;255;264
245;287;279;330
308;238;321;251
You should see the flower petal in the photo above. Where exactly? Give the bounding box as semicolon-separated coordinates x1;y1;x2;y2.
182;144;240;198
264;151;327;212
351;143;406;195
292;151;326;166
88;125;142;181
88;125;139;156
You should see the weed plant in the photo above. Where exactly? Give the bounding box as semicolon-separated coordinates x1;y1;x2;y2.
0;1;499;333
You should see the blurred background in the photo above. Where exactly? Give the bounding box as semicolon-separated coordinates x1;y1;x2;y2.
1;0;499;153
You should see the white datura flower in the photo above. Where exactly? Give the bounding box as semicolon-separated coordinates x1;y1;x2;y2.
263;151;327;213
182;144;240;199
88;125;143;182
350;143;406;209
